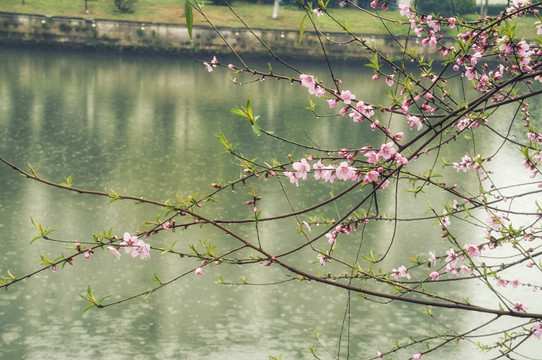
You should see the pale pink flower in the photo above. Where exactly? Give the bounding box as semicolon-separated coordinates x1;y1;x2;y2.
195;267;203;276
327;98;338;109
326;233;337;245
532;322;542;339
228;64;235;69
317;254;326;265
385;76;394;86
465;66;477;81
300;74;316;90
340;90;356;104
463;244;480;258
293;158;311;180
428;251;437;266
459;265;472;275
312;8;323;16
392;265;411;280
284;171;299;186
429;271;440;280
378;142;396;160
363;171;379;184
512;299;528;312
446;248;458;267
314;85;325;97
441;216;451;227
107;246;121;260
448;17;456;29
335;161;357;181
399;4;410;16
131;239;151;260
163;220;170;230
497;278;508;287
365;151;380;165
413;353;422;360
120;232;139;254
406;114;423;130
510;279;520;288
486;211;507;231
203;62;213;72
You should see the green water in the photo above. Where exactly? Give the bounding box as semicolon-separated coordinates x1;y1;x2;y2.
0;47;539;359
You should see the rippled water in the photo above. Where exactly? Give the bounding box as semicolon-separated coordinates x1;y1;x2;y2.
0;47;540;359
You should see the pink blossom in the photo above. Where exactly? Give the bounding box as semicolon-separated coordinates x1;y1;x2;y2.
428;251;437;266
228;64;235;69
107;246;121;260
317;254;326;265
532;322;542;339
486;211;507;230
363;171;379;183
365;151;380;164
340;90;356;104
293;158;311;180
335;161;357;181
120;232;139;254
385;76;394;87
195;267;203;276
429;271;440;280
497;278;508;287
406;114;423;130
394;153;409;166
441;216;451;227
378;142;396;160
399;4;410;16
512;299;528;312
327;98;338;109
465;66;478;81
131;239;151;260
203;62;213;72
392;265;411;280
446;248;458;267
448;17;456;29
510;279;520;288
312;8;323;16
300;74;316;91
463;244;480;258
326;233;337;245
459;265;472;275
163;220;170;230
313;85;326;97
284;171;299;186
413;353;422;360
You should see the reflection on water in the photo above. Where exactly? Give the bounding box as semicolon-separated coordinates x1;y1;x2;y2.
0;47;539;359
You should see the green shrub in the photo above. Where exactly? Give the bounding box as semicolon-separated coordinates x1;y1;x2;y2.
114;0;137;13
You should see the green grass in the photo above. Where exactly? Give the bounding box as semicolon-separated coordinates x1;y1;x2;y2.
0;0;537;37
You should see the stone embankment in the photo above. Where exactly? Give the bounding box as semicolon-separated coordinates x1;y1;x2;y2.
0;11;453;59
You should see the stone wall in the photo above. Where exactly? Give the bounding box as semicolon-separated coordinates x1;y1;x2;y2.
0;11;453;59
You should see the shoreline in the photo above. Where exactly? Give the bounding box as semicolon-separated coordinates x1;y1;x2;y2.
0;11;452;61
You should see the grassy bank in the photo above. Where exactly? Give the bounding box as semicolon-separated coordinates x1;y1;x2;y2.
0;0;537;36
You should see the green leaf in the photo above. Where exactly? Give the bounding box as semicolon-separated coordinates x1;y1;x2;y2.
185;1;194;40
299;14;307;45
82;304;96;314
252;123;261;136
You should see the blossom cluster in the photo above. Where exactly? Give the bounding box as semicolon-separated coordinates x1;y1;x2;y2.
106;232;151;260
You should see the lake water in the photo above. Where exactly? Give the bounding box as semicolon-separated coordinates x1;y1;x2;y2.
0;47;540;359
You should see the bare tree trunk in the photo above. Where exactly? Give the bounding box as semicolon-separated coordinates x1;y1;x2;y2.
272;0;279;19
